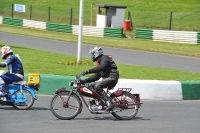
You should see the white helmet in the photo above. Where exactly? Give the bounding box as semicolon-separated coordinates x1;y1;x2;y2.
1;46;13;59
89;46;104;62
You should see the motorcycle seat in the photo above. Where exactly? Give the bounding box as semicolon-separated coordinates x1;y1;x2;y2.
12;81;27;85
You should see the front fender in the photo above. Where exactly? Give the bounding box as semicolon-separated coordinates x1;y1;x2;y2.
54;88;69;94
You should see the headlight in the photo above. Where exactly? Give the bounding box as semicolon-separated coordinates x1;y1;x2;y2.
73;84;77;88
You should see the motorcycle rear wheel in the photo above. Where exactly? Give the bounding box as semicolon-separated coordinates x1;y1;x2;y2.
50;92;81;120
111;91;139;120
12;89;35;110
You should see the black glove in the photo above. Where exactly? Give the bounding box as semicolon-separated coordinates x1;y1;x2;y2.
80;79;86;84
81;70;90;75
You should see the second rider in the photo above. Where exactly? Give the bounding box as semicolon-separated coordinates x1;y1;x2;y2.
80;46;119;112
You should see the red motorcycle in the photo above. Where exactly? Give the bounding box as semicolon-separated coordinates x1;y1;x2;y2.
50;74;142;120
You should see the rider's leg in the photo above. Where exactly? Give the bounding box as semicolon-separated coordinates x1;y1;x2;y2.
98;89;115;111
94;79;115;111
1;73;23;83
88;82;97;93
0;74;23;97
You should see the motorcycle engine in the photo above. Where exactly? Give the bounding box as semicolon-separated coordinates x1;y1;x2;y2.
89;99;102;111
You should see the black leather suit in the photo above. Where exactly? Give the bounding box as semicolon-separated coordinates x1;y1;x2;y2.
82;55;119;94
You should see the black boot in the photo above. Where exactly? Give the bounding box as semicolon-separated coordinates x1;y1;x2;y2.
0;84;8;97
0;91;8;97
106;99;115;112
101;91;115;111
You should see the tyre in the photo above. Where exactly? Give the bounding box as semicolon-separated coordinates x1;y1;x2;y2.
111;91;138;120
12;89;34;110
50;92;81;120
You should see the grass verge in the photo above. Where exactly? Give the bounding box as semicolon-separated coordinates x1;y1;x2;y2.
0;42;199;80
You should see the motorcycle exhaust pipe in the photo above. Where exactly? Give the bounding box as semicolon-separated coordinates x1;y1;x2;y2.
89;107;121;114
89;106;109;114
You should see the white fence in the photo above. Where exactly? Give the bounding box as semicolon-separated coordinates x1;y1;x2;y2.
72;25;104;37
153;30;198;44
23;19;46;30
0;16;2;24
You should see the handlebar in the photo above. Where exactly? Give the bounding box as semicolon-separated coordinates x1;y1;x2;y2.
75;73;84;85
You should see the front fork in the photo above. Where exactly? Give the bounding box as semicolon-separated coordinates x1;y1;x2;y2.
59;90;73;108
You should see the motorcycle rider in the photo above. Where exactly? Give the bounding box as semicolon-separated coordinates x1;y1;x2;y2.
0;46;24;97
80;46;119;111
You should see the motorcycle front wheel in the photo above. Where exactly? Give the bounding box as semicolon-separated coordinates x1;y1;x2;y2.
50;92;81;120
111;91;139;120
12;89;35;110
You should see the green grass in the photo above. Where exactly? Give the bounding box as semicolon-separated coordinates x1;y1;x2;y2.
0;0;199;31
0;41;200;81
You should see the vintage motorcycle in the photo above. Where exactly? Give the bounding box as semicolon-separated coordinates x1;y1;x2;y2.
50;74;142;120
0;72;40;110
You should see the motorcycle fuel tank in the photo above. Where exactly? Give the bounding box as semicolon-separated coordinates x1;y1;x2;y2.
79;86;100;98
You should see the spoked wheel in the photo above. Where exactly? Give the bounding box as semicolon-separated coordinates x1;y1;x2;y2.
50;92;81;120
111;91;138;120
13;89;34;110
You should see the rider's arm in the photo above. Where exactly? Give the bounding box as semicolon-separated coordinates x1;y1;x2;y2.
5;55;17;65
0;55;17;67
0;62;7;67
81;73;101;83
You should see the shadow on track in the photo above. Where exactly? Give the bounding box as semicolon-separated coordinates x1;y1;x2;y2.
53;116;151;121
0;106;50;110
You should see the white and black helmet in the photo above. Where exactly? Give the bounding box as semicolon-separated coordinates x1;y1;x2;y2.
1;46;13;59
89;46;104;62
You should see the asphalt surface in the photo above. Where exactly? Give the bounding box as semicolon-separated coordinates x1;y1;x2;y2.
0;95;200;133
0;32;200;72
